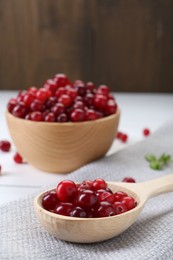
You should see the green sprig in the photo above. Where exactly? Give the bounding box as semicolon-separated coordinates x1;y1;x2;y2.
145;153;172;170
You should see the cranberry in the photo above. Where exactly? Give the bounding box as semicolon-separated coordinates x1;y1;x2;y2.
76;190;97;208
13;152;23;164
54;202;73;216
113;201;128;215
56;180;77;202
30;100;44;112
122;177;136;183
43;79;57;93
122;196;136;210
84;93;94;106
54;73;69;87
97;85;109;96
23;93;35;107
86;82;95;92
58;94;72;107
75;96;83;102
29;86;37;95
55;87;67;98
30;111;43;121
7;99;17;113
85;109;97;121
66;86;77;100
94;94;107;110
25;114;31;120
51;103;65;115
121;134;128;143
106;100;117;115
95;202;115;217
143;128;150;136
116;131;123;139
93;178;107;190
70;109;85;122
42;190;58;211
70;207;87;218
78;180;93;191
36;88;51;102
73;101;85;110
44;112;55;122
105;187;113;194
12;103;27;118
114;191;127;202
57;113;68;122
75;83;87;96
98;191;114;204
46;97;57;108
0;140;11;152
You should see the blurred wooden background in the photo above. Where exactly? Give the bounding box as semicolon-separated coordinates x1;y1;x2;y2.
0;0;173;92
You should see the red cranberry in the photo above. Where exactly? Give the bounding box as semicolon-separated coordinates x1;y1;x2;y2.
143;128;150;136
75;83;87;96
57;113;68;122
44;112;55;122
13;152;23;164
7;99;17;113
85;109;97;121
43;79;57;93
95;201;115;217
55;87;67;98
114;191;127;202
84;93;94;106
30;100;44;112
30;111;43;121
122;196;136;210
106;100;117;115
54;73;69;87
75;96;83;102
58;94;72;107
0;140;11;152
46;97;57;108
86;82;95;92
98;191;114;204
12;103;27;118
25;114;31;120
36;88;51;102
66;86;77;100
97;85;109;96
29;86;37;95
56;180;77;202
122;177;136;183
76;190;97;208
73;101;85;110
105;187;113;194
95;189;107;196
78;180;93;191
121;134;128;143
42;190;58;211
70;207;87;218
23;93;35;107
94;95;107;110
51;103;65;115
116;131;123;139
70;109;85;122
54;202;73;216
93;178;107;190
113;201;128;215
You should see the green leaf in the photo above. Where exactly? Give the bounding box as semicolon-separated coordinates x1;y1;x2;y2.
145;154;157;162
150;161;162;170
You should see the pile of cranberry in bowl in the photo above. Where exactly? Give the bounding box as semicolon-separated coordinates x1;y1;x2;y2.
7;73;118;122
6;73;120;173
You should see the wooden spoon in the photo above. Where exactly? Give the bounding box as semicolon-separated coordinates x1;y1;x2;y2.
34;174;173;243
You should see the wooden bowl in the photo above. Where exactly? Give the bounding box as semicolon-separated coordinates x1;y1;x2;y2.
6;109;120;173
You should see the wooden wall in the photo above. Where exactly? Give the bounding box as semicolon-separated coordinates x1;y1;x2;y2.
0;0;173;92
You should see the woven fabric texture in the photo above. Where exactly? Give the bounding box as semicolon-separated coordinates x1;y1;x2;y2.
1;120;173;260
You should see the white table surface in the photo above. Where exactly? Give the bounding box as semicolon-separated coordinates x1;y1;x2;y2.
0;91;173;206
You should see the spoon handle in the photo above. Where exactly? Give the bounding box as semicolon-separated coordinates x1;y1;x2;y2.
136;174;173;199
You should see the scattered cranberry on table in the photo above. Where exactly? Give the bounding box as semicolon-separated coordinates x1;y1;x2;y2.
42;178;137;218
13;152;23;164
122;177;136;183
143;128;150;136
116;131;128;143
7;74;118;122
0;140;11;152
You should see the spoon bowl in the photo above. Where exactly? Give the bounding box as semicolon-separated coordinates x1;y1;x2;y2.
34;174;173;243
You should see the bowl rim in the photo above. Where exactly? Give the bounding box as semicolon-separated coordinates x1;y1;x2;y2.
6;108;120;126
